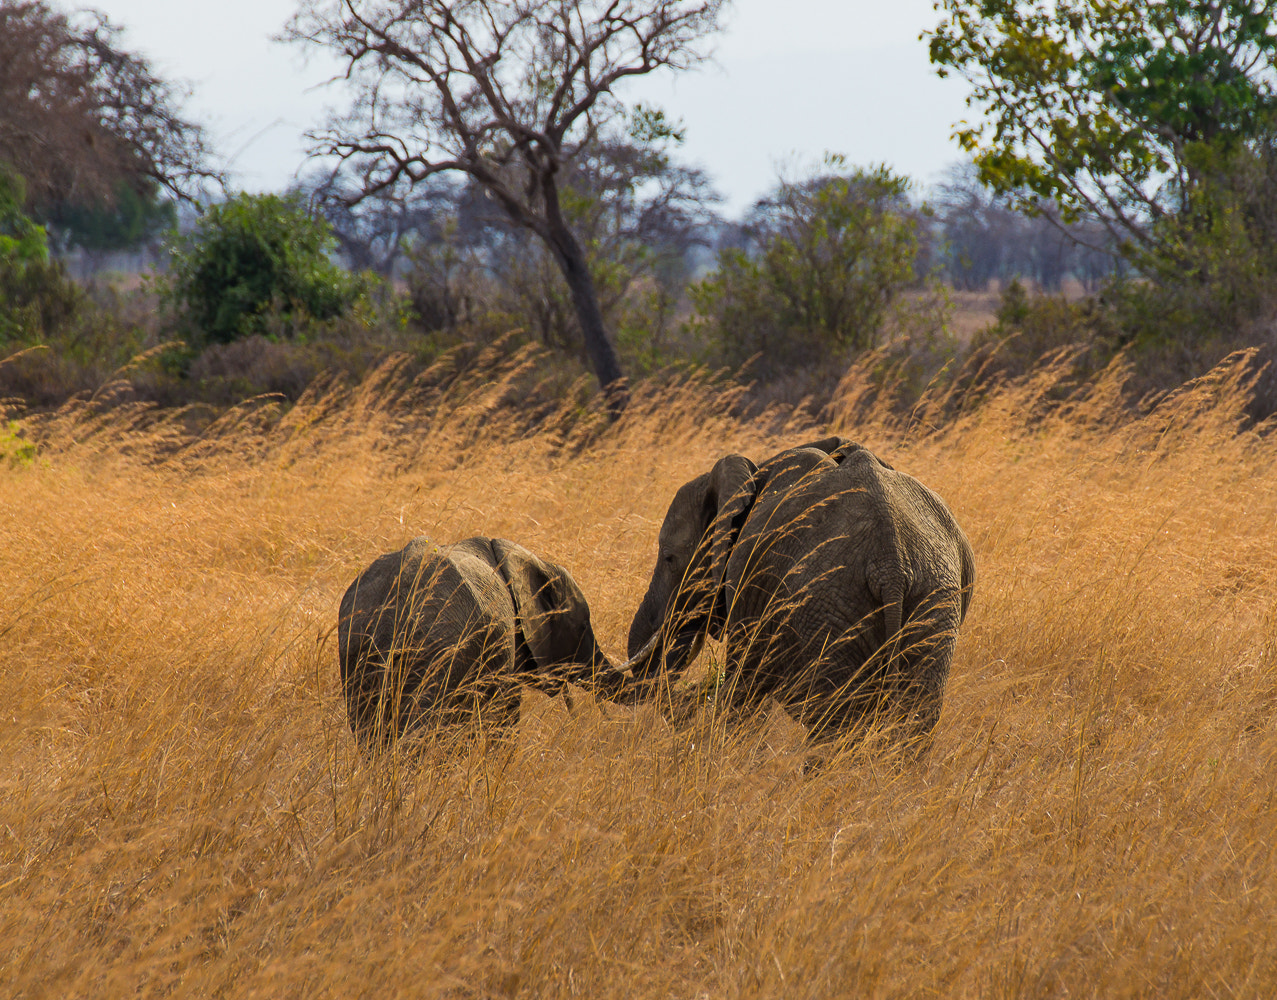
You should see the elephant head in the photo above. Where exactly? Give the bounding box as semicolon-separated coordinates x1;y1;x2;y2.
338;536;619;743
489;538;613;682
626;437;856;679
625;452;758;678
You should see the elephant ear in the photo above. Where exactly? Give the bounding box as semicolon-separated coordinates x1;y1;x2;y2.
807;436;897;470
794;435;854;457
957;528;977;622
491;538;588;670
699;454;759;637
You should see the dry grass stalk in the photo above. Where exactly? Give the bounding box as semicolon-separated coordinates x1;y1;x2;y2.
3;349;1277;997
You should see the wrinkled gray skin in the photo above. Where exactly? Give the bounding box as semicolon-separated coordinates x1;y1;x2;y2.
339;536;619;744
627;437;976;745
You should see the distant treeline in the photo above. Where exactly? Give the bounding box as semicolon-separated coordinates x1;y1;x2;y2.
286;159;1125;297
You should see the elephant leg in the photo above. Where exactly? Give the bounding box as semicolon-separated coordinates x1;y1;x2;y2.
892;641;956;753
350;650;435;746
808;614;956;753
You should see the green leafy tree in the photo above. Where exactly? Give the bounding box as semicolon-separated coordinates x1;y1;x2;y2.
0;167;48;266
927;0;1277;251
690;163;921;377
1101;129;1277;343
49;181;176;254
0;164;85;342
165;193;366;345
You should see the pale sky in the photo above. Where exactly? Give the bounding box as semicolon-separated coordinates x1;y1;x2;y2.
88;0;973;213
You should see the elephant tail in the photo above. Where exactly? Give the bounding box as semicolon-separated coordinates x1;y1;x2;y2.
881;576;905;670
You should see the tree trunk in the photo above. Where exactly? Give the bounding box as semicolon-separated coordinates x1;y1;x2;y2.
558;240;628;412
540;184;629;415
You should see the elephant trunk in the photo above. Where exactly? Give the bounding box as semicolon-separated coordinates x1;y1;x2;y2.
628;565;714;676
549;629;634;697
620;627;661;676
627;588;662;661
605;629;665;704
590;636;651;700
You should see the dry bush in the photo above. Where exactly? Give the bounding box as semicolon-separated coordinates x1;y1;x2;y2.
3;343;1277;997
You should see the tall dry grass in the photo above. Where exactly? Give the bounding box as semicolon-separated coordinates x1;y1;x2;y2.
3;344;1277;997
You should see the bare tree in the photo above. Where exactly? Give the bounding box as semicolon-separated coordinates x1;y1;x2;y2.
298;168;461;274
285;0;727;403
0;1;215;213
931;161;1130;292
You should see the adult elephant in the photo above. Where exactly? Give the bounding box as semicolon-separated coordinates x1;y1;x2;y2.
338;536;621;744
626;437;975;746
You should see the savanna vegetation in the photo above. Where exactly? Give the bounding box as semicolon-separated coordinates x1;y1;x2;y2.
6;0;1277;994
4;346;1277;997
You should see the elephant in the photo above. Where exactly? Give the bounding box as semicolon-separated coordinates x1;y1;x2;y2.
338;536;622;744
625;437;975;747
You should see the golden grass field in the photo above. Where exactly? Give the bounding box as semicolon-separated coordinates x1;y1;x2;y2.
4;344;1277;998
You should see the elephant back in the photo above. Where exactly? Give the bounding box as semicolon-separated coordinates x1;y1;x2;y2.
721;445;971;736
726;445;856;592
819;448;970;629
338;536;519;740
828;450;974;732
724;447;889;642
867;457;973;615
719;447;880;690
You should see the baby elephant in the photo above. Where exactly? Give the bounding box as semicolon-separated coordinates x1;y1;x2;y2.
338;536;619;744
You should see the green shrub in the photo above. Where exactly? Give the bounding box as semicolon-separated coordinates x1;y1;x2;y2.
0;419;36;467
0;257;86;343
164;193;369;345
971;280;1108;378
0;168;48;267
0;166;88;343
689;163;922;379
48;180;176;254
